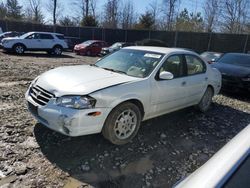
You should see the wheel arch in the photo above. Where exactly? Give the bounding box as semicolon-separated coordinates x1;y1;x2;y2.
12;43;27;50
53;44;63;49
207;84;215;96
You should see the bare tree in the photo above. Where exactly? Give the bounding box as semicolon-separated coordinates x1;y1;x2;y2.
102;0;120;28
47;0;63;30
121;0;135;29
162;0;179;31
26;0;43;23
203;0;220;32
147;0;161;30
221;0;249;34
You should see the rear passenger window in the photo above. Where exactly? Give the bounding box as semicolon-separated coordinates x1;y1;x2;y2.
185;55;206;75
40;34;54;39
56;35;64;40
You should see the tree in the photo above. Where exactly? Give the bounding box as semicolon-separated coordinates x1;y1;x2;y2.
135;11;155;30
203;0;221;32
221;0;249;34
81;15;98;26
25;0;43;23
6;0;23;20
0;2;7;19
102;0;120;28
59;16;77;26
175;8;204;32
121;0;135;29
147;0;161;30
162;0;179;30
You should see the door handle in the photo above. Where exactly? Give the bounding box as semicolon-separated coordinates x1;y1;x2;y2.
181;81;186;86
205;77;208;81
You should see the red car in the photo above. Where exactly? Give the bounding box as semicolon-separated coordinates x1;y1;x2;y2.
74;40;107;56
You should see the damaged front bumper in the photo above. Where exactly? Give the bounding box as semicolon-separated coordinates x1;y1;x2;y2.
25;92;111;136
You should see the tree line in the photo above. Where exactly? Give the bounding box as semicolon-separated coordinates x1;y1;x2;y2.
0;0;249;34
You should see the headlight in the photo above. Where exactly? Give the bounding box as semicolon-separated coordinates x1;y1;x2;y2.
56;96;96;109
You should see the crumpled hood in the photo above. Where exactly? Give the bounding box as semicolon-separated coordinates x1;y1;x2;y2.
35;65;140;97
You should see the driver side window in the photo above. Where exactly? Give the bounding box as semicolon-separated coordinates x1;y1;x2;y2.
159;55;184;78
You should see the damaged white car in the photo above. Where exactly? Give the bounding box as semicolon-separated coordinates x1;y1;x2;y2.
25;47;221;145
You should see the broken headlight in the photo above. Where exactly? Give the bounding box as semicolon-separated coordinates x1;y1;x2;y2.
56;96;96;109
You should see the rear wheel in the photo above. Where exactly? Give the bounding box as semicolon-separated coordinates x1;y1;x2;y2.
196;87;213;112
102;102;141;145
86;50;91;56
13;44;25;54
52;45;62;56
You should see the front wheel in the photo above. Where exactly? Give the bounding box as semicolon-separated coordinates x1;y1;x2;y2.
13;44;25;54
102;102;142;145
196;87;213;112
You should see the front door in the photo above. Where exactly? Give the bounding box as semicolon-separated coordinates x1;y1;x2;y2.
150;54;189;117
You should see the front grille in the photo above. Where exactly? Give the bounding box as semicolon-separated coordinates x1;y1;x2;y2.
29;85;54;106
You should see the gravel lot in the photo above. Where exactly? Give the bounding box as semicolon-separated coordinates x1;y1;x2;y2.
0;50;249;188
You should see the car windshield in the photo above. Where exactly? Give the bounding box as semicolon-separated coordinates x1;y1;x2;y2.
201;52;221;61
95;49;164;78
81;40;94;45
19;32;33;39
218;53;250;67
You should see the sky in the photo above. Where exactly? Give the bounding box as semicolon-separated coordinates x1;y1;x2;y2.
8;0;205;23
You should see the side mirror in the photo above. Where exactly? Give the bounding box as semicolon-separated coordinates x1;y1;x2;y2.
159;71;174;80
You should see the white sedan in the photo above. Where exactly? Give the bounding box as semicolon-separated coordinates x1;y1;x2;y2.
25;47;221;145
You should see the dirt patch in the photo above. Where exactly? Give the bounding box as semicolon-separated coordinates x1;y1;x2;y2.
0;50;249;188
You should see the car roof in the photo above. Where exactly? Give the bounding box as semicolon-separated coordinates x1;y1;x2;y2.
27;31;63;35
124;46;197;55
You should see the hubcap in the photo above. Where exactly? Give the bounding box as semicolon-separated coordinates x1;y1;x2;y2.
54;48;61;55
16;46;24;54
114;109;137;140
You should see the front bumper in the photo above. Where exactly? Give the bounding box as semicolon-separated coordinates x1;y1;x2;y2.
222;76;250;92
25;91;111;137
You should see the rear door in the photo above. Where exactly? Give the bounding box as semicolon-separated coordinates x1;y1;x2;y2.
184;54;208;103
39;34;55;49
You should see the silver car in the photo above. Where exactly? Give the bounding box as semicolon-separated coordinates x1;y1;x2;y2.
25;47;221;145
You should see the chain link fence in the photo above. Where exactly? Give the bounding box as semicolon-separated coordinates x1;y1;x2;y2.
0;19;249;53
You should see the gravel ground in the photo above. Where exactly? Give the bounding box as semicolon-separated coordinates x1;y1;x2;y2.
0;50;249;188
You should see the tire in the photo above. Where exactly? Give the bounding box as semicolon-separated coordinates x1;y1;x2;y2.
13;44;25;54
102;102;142;145
52;45;62;56
86;50;91;56
196;87;213;112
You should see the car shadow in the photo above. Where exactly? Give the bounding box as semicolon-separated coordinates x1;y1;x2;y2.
221;90;250;103
34;103;250;188
2;51;74;58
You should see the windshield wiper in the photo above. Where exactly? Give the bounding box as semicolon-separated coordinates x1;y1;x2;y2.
89;64;99;67
102;67;127;75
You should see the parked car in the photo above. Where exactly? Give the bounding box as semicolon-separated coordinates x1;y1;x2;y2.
100;42;134;56
1;32;68;55
74;40;107;56
0;31;23;43
200;51;223;64
25;47;221;145
212;53;250;92
64;36;82;51
174;124;250;188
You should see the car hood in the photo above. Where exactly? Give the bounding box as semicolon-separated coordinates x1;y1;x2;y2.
2;37;19;41
212;63;250;77
35;65;140;97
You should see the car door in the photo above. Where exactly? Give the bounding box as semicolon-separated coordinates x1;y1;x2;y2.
23;33;41;49
184;54;208;103
92;42;101;55
150;54;188;116
39;34;55;49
